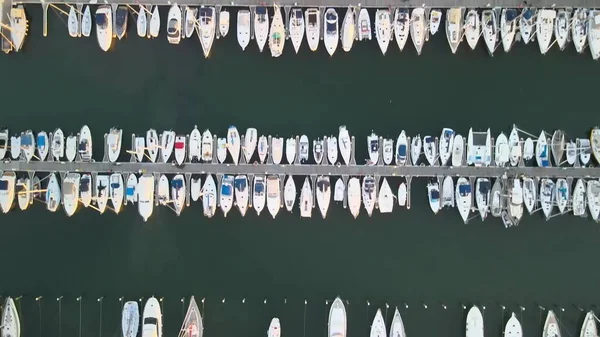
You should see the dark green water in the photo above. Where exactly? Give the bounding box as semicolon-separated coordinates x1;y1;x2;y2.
1;5;600;337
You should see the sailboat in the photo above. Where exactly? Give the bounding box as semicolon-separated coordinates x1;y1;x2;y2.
554;9;570;50
267;319;280;337
371;309;386;337
219;9;229;37
378;178;394;213
1;298;20;337
542;311;560;337
234;175;249;216
0;128;8;160
411;135;422;165
137;5;147;37
107;127;122;163
237;10;251;50
185;7;197;39
126;173;138;204
268;6;285;57
456;177;472;223
592;128;600;164
358;8;372;41
0;172;15;213
95;175;109;214
423;135;436;166
390;308;406;337
313;138;324;164
347;177;361;218
439;128;454;165
429;9;442;35
505;313;522;337
299;135;309;163
490;179;502;217
284;175;296;212
520;8;536;44
10;5;27;52
555;178;569;214
442;176;455;208
396;131;408;165
227;126;241;165
46;173;61;212
122;301;140;337
393;8;410;52
115;6;128;40
540;178;555;220
242;128;257;163
266;175;281;219
536;131;549;167
81;6;91;37
482;9;498;56
328;298;346;337
202;174;217;218
341;6;356;52
79;125;93;161
572;8;588;53
174;135;186;165
37;131;49;161
171;174;186;215
452;134;464;166
271;137;284;165
367;132;379;164
286;138;296;164
580;312;597;337
362;176;376;217
572;179;586;217
500;9;518;52
201;129;213;162
316;176;330;218
305;8;320;51
410;8;426;54
258;135;268;163
142;129;157;163
290;9;305;53
50;128;64;161
68;6;79;37
466;306;484;337
167;4;182;44
464;9;480;50
382;138;393;165
299;177;312;218
220;175;234;217
177;297;203;337
198;7;216;58
338;126;351;165
253;175;266;216
16;177;31;211
587;180;600;221
523;138;534;161
137;174;154;221
324;8;339;56
189;126;201;163
579;139;592;166
522;177;537;214
95;5;113;52
508;178;524;225
508;127;521;166
254;7;269;52
80;173;92;207
10;135;20;160
142;298;162;337
475;178;490;220
495;132;509;166
327;136;338;164
446;8;464;53
21;131;35;162
537;9;556;54
63;173;80;217
375;9;392;55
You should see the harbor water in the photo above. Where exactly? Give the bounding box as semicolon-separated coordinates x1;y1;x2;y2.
1;5;600;337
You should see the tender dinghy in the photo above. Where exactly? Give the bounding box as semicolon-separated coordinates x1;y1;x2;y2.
137;174;154;221
313;138;324;164
411;135;422;165
258;135;269;163
268;5;285;57
495;132;509;166
237;10;251;50
347;177;361;218
284;176;296;212
271;137;284;165
442;176;455;208
429;9;442;35
396;131;408;165
174;135;186;166
289;9;305;53
253;175;266;216
393;8;410;52
189;126;201;163
338;126;352;165
378;178;394;214
286;137;297;164
109;173;124;214
95;6;113;52
410;8;426;55
427;181;440;214
227;126;241;164
537;9;556;54
220;175;234;217
464;9;480;50
316;176;331;218
126;173;138;204
305;8;320;51
540;179;555;220
572;9;588;53
327;136;338;164
299;135;309;163
234;175;249;216
452;134;464;167
167;4;182;44
198;7;216;58
375;10;392;55
299;177;313;218
243;128;258;163
324;8;339;56
334;178;345;202
171;175;185;215
254;7;269;52
202;175;217;218
398;182;407;207
466;306;484;337
122;302;140;337
46;173;61;212
266;175;281;219
358;8;372;41
201;129;213;162
367;132;379;164
446;8;464;54
190;176;201;202
520;8;536;44
501;9;518;52
341;6;356;52
457;177;473;223
439;128;454;165
522;177;537;214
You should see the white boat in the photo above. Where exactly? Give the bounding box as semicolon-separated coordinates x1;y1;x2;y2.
508;127;521;166
429;9;442;35
367;132;379;164
398;182;407;206
500;9;518;52
46;173;61;212
334;178;345;202
81;6;91;37
536;131;550;167
95;6;113;52
201;129;213;162
523;177;537;214
68;6;80;37
572;9;588;53
481;9;498;56
174;135;186;165
495;132;509;166
505;313;522;337
328;298;346;337
137;174;154;221
220;175;234;217
520;8;536;44
135;137;145;162
592;128;600;163
396;131;408;165
358;8;372;41
572;179;586;217
10;135;20;160
178;297;203;337
219;9;229;37
446;8;464;54
237;10;251;50
269;5;285;57
198;7;216;58
271;137;284;165
423;135;436;166
234;175;249;216
554;9;570;50
324;8;339;56
142;298;162;337
80;173;92;208
137;5;147;37
202;174;217;218
508;178;524;225
300;177;312;218
362;176;376;216
243;128;257;163
107;128;122;163
394;8;410;51
378;178;394;213
171;174;185;215
452;134;464;167
442;176;455;208
0;172;15;213
299;135;309;163
523;137;534;161
338;126;351;165
580;312;597;337
305;8;320;51
109;173;124;214
1;298;20;337
227;126;241;164
290;9;305;53
587;180;600;221
542;311;560;337
10;5;27;52
286;137;296;164
566;140;576;166
490;179;502;217
464;9;480;50
390;308;406;337
157;175;171;205
537;9;556;54
217;138;227;163
347;177;361;218
579;139;592;165
467;128;492;167
341;6;356;52
21;131;35;162
540;178;555;220
126;173;138;204
79;125;93;161
555;178;569;214
316;176;330;218
439;128;454;165
267;318;280;337
410;8;426;55
313;138;324;164
258;136;268;163
266;175;281;219
95;175;109;214
253;175;266;215
466;306;484;337
327;135;338;162
284;175;296;212
375;10;392;55
475;178;491;220
456;177;472;223
142;129;157;163
411;135;422;165
122;302;140;337
190;176;201;202
382;138;393;165
254;7;269;52
16;177;30;211
189;126;201;162
37;131;49;161
166;4;182;44
51;128;64;161
371;309;386;337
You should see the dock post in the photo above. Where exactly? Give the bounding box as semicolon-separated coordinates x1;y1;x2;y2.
490;137;496;167
267;136;273;165
279;174;285;207
437;175;443;205
249;6;256;39
92;172;99;201
130;134;137;163
75;133;82;162
424;7;431;41
310;174;317;207
158;134;164;164
102;133;109;163
123;172;129;206
350;136;357;165
240;135;246;164
574;139;581;168
248;174;254;207
374;175;380;209
284;6;291;39
185;173;191;207
406;176;412;209
294;135;300;165
405;136;411;166
186;134;191;163
212;134;218;164
342;175;349;209
377;137;384;166
469;176;476;223
216;173;223;207
42;3;49;37
463;138;468;166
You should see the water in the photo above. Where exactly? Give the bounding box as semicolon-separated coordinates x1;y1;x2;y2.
1;5;600;337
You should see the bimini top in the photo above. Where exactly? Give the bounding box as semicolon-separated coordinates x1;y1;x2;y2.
96;12;108;28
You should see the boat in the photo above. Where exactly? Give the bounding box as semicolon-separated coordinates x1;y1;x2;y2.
68;6;79;37
217;138;227;163
300;177;312;218
266;175;281;219
95;175;109;214
254;7;269;52
382;139;393;165
341;6;355;52
0;172;15;213
508;178;524;225
446;8;464;54
115;6;128;40
80;173;92;207
442;176;455;208
167;4;182;44
536;131;550;167
126;173;138;204
456;177;472;223
16;177;30;211
464;10;480;50
542;311;560;337
137;5;147;37
587;180;600;221
423;135;436;166
411;135;422;165
347;177;361;218
253;175;266;215
371;309;386;337
242;128;257;163
108;175;126;210
566;141;576;165
327;136;337;164
63;173;80;216
10;135;20;160
358;8;372;41
481;9;498;56
10;5;27;52
137;174;154;221
219;9;229;37
107;128;122;163
77;125;92;162
299;135;309;163
188;176;201;203
466;306;484;337
367;132;379;164
290;9;305;53
142;298;162;337
258;136;268;163
189;126;201;163
394;8;410;52
378;178;394;213
142;129;157;163
439;128;454;165
178;297;203;337
339;126;351;165
234;175;249;216
579;139;592;165
171;174;185;215
198;7;216;58
592;128;600;164
396;131;408;165
122;302;140;337
375;10;392;55
495;132;509;166
452;134;464;166
572;179;586;217
51;128;64;161
324;8;339;56
540;178;555;220
95;6;113;52
467;128;492;167
554;9;570;50
305;8;320;51
537;9;556;54
316;176;331;218
551;130;565;165
390;308;406;337
268;318;280;337
508;127;521;166
184;8;197;38
427;181;440;214
572;9;588;53
1;298;20;337
313;138;324;164
362;176;376;216
201;129;213;162
328;298;346;337
332;178;346;203
500;8;518;52
82;6;93;37
269;6;285;58
174;135;186;165
410;8;426;54
220;175;234;217
505;313;522;337
135;137;145;162
580;312;597;337
271;137;284;165
523;137;534;161
555;178;569;214
284;176;296;212
398;182;407;206
520;8;536;44
46;173;61;212
429;9;442;35
490;178;502;217
227;126;241;164
522;177;537;214
202;174;217;218
37;131;49;161
21;131;35;162
237;10;251;50
286;137;296;164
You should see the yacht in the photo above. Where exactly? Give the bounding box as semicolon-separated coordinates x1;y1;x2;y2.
16;177;30;211
452;134;464;166
467;128;492;167
1;298;20;337
334;178;345;202
508;178;523;225
555;178;569;214
290;9;305;53
198;7;216;58
536;131;549;167
396;131;407;165
220;175;234;217
316;176;330;218
495;132;509;166
411;135;422;165
269;5;285;57
490;179;502;217
141;298;162;337
429;9;442;35
202;174;217;218
62;173;79;217
464;9;480;50
305;8;320;51
137;174;154;221
378;178;394;214
523;177;537;214
79;125;93;161
267;318;280;337
537;9;556;54
258;135;269;163
68;6;79;37
410;8;426;55
167;4;182;44
218;138;229;163
227;126;241;164
590;10;600;60
110;173;124;214
579;139;592;165
300;177;312;218
572;8;588;53
0;172;15;213
338;126;351;165
51;128;64;161
237;10;251;50
482;9;498;56
367;132;379;164
328;298;346;337
341;6;356;52
466;306;484;337
500;8;518;52
520;8;536;44
201;129;213;162
243;128;257;163
170;175;185;215
37;131;49;161
347;177;361;218
253;175;266;216
10;5;27;52
580;312;597;337
284;176;296;212
80;174;92;207
107;127;122;163
126;173;138;205
371;309;387;337
271;137;284;165
508;126;521;166
523;138;534;161
157;175;170;207
184;6;197;39
504;313;522;337
456;177;472;223
299;135;309;163
254;7;269;52
542;311;560;337
382;138;393;165
554;9;570;50
427;181;440;214
324;8;339;56
327;136;338;164
394;8;410;52
122;302;140;337
540;178;555;220
95;5;113;52
21;131;35;162
358;8;372;41
95;175;109;214
398;182;407;207
189;126;201;163
587;180;600;221
572;179;586;217
266;175;281;219
375;10;392;55
286;138;296;164
219;9;229;37
174;135;186;165
234;175;249;216
442;176;455;208
439;128;454;165
46;173;61;212
446;8;464;53
423;135;436;166
137;5;147;37
115;6;128;40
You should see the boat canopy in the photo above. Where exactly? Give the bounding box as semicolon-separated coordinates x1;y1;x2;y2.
96;13;109;28
430;189;440;200
308;12;317;25
79;142;88;151
167;19;180;35
221;184;232;196
523;9;533;19
126;186;135;196
326;21;336;33
256;7;267;15
0;180;8;190
21;135;32;146
370;140;378;152
37;135;46;146
175;141;185;149
234;178;247;190
255;182;264;194
459;184;471;196
478;181;490;193
398;144;407;157
317;180;330;191
506;9;518;21
80;179;90;192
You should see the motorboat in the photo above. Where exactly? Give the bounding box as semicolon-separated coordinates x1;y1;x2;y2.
394;8;410;52
334;178;345;202
188;176;201;203
167;4;182;44
505;313;522;337
243;128;258;163
324;8;339;56
80;173;92;207
21;131;35;162
126;173;138;205
328;298;346;337
446;8;464;54
266;175;281;219
587;180;600;221
371;309;387;337
267;318;280;337
481;9;498;56
184;6;197;39
551;130;565;165
269;5;285;57
198;7;216;58
134;137;145;162
572;8;588;53
95;6;113;52
107;127;122;163
290;9;305;53
490;178;502;217
464;10;480;50
565;141;576;166
220;175;234;217
299;135;309;163
46;173;61;212
253;175;266;215
508;178;523;225
115;6;128;40
508;126;521;166
523;177;537;214
174;135;186;165
202;174;217;218
572;179;586;217
110;173;124;214
178;297;203;337
542;311;560;337
201;129;213;162
537;9;556;54
456;177;473;223
122;302;140;337
271;137;284;165
467;128;492;167
79;125;92;161
237;10;251;50
466;306;484;337
95;175;109;214
66;135;77;162
68;6;79;37
188;126;201;163
520;8;536;44
137;174;154;221
500;8;518;52
555;178;569;214
554;9;570;50
439;128;454;165
227;126;241;164
299;177;312;218
341;6;355;52
452;134;464;166
427;181;440;214
429;9;442;35
411;135;422;165
254;7;269;52
580;312;597;337
367;132;379;164
327;136;338;164
157;175;169;207
258;135;269;163
338;126;351;165
219;9;229;37
523;137;534;161
423;135;436;166
358;8;372;41
171;174;185;215
378;178;394;214
540;178;555;220
234;175;249;216
141;297;162;337
305;8;320;51
137;5;147;37
316;176;331;218
398;182;407;207
375;10;392;55
579;139;592;166
410;8;426;54
0;172;15;213
591;128;600;163
37;131;49;161
313;138;324;164
495;132;509;166
284;175;296;212
10;5;27;52
442;176;455;208
51;128;64;161
286;137;296;164
16;177;30;211
347;177;361;218
1;298;20;337
382;138;393;165
536;131;550;167
396;131;407;165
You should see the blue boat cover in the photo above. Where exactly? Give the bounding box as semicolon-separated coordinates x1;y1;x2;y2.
398;145;407;157
126;187;135;196
506;9;518;21
430;190;440;200
21;135;32;146
256;7;266;14
234;178;247;190
459;184;471;195
172;179;183;189
255;182;264;193
523;9;533;19
327;22;336;32
96;13;108;26
79;142;87;151
37;135;46;147
111;182;120;189
221;184;232;196
370;140;378;152
0;180;7;190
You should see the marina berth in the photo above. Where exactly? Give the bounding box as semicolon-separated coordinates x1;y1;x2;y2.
179;296;203;337
266;175;281;218
16;177;31;211
0;172;16;213
68;6;79;38
220;175;234;217
554;9;570;50
62;173;80;217
371;309;386;337
80;173;92;207
203;174;217;217
268;318;280;337
505;313;522;337
10;5;27;52
253;175;266;216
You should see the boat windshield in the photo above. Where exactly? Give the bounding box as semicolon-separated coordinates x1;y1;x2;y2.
308;13;317;25
96;13;109;28
168;18;180;35
430;189;440;200
37;135;46;147
221;184;232;196
235;178;247;190
0;180;8;190
459;184;471;196
255;182;264;194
